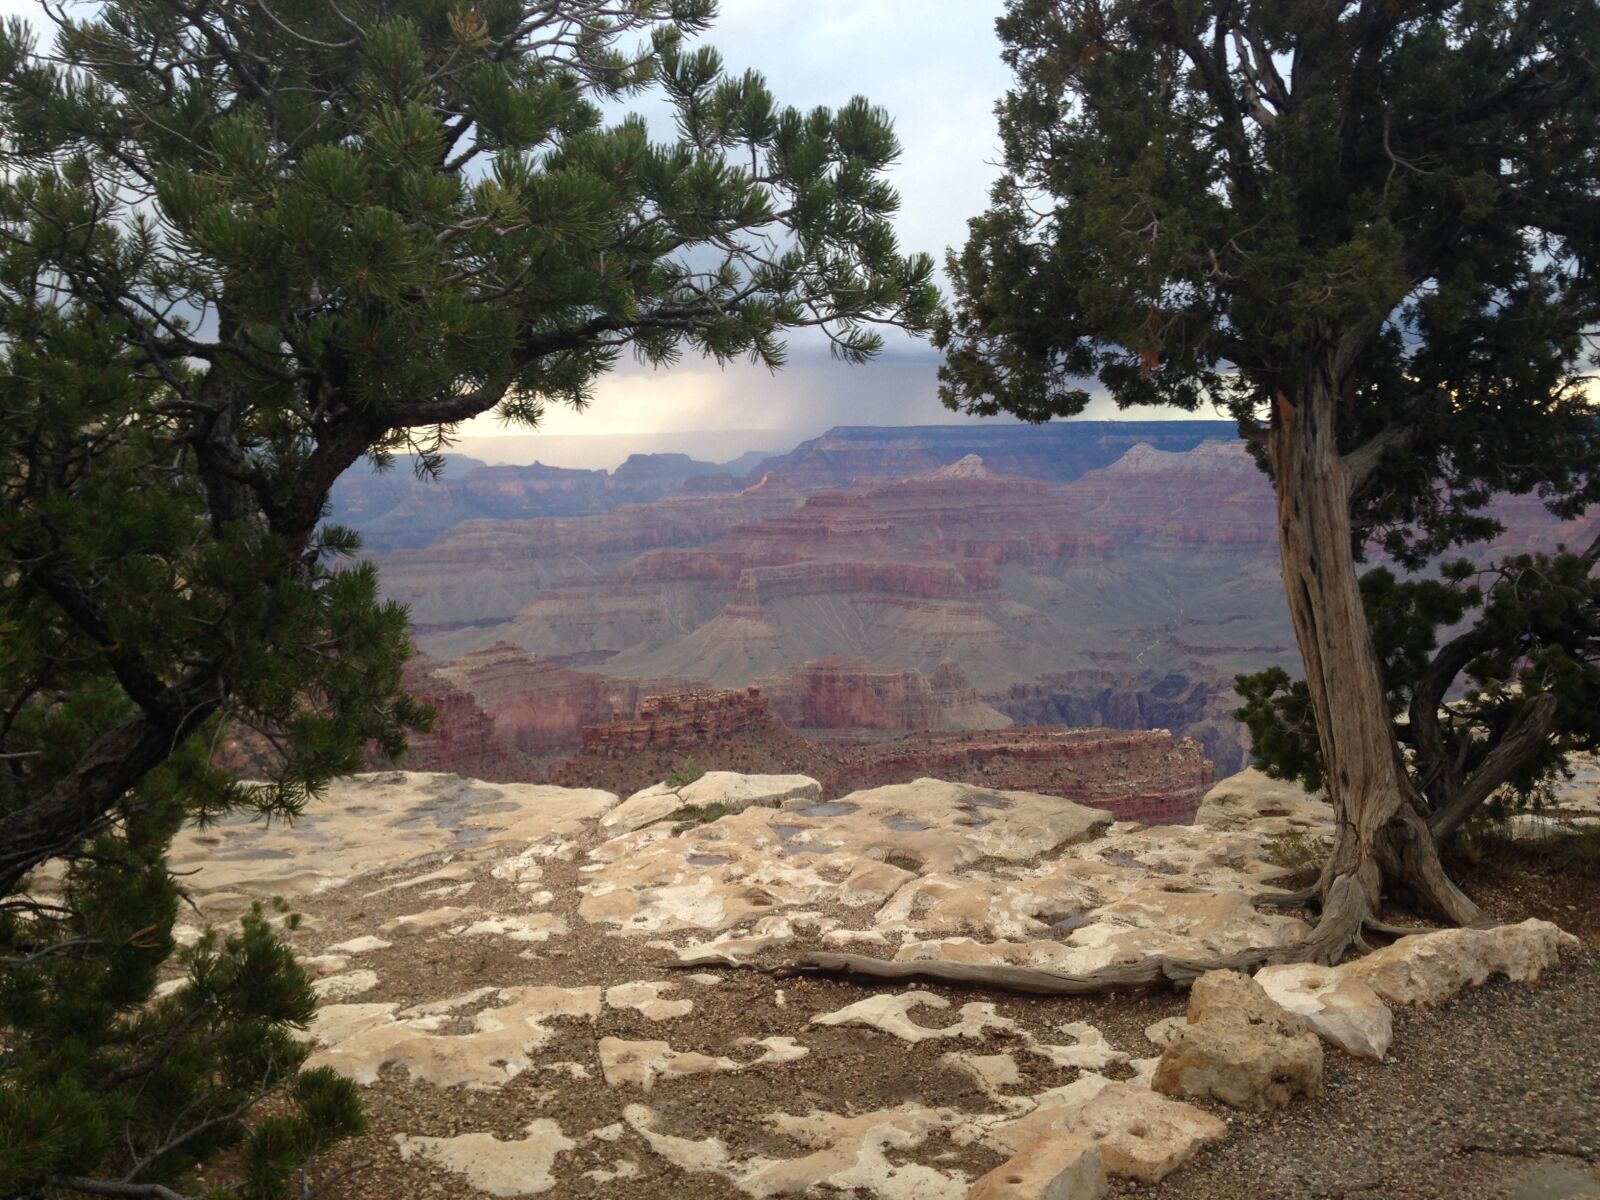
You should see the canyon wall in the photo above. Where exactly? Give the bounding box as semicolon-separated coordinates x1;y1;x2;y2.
557;689;1214;824
764;656;1012;733
370;431;1595;782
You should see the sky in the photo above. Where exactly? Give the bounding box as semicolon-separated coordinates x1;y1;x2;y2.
0;1;1193;468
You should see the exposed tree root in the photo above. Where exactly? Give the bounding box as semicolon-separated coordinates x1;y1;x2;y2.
670;874;1393;995
1252;882;1322;910
1361;916;1442;938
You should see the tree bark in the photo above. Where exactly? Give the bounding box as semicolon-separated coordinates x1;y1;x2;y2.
1271;376;1480;927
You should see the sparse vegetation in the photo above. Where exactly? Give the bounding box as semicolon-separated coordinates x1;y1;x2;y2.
1263;830;1326;873
664;759;709;790
672;801;738;832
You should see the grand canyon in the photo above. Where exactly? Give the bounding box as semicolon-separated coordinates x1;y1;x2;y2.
338;422;1595;791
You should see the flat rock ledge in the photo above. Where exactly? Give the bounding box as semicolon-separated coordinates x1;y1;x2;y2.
156;769;1583;1200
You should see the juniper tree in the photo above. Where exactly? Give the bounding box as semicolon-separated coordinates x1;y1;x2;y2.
937;0;1599;957
1236;542;1600;841
0;2;935;1195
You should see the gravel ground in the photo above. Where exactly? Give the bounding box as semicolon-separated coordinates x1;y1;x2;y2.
1109;849;1600;1200
293;818;1599;1200
1108;952;1600;1200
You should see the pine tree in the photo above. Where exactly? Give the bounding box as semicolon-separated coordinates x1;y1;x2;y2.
937;0;1599;961
0;3;935;1195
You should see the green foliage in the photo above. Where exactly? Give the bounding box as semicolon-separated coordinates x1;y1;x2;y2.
0;3;934;1196
1238;552;1600;817
672;801;737;832
1263;830;1325;872
938;0;1600;559
664;758;709;789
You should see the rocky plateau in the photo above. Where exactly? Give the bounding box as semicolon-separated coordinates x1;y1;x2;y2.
160;766;1590;1200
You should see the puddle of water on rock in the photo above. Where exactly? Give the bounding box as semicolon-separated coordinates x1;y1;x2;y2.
795;802;858;818
781;844;836;856
1050;914;1092;934
390;794;518;833
772;825;807;840
686;854;733;868
1102;851;1144;869
215;848;296;861
961;817;996;829
883;815;929;832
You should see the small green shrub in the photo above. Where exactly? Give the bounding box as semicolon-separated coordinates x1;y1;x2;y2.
671;801;736;832
1263;830;1324;871
664;759;707;790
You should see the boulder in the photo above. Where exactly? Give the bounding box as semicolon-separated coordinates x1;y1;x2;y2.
1340;918;1579;1008
1153;970;1324;1110
965;1132;1107;1200
1255;963;1393;1059
1192;768;1333;834
599;772;821;835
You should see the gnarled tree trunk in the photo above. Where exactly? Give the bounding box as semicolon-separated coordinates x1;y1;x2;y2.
1271;375;1480;935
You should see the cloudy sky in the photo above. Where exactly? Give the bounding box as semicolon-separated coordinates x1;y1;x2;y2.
1;2;1189;466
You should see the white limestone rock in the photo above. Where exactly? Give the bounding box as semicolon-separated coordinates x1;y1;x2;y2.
605;981;694;1021
1340;918;1579;1008
986;1077;1227;1184
396;1119;574;1196
1255;962;1394;1059
809;991;1019;1044
601;772;822;835
311;969;380;1001
1192;769;1334;835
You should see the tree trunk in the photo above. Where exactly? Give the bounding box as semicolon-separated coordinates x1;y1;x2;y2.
1271;379;1480;930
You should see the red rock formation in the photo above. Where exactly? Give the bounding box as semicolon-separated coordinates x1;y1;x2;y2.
384;659;524;780
763;656;1013;733
577;686;779;755
558;703;1214;824
766;656;944;731
400;438;1594;775
434;643;651;756
374;476;805;629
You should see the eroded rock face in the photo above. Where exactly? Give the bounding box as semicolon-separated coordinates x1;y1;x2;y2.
1152;970;1324;1111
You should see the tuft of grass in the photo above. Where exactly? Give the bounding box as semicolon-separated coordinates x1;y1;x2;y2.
664;758;706;790
1455;815;1600;880
671;801;736;833
1263;830;1324;871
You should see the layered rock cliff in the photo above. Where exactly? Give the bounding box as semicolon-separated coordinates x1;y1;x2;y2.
764;656;1012;733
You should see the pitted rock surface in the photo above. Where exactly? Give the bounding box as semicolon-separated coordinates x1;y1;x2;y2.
159;770;1579;1199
